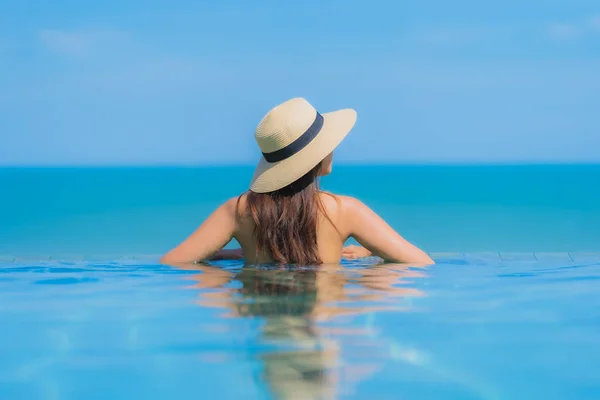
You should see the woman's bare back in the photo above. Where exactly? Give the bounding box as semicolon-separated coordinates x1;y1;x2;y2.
160;191;433;265
235;192;346;264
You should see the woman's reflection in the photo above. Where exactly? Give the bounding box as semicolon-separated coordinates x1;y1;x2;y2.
177;262;427;399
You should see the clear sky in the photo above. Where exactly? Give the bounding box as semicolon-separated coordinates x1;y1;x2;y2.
0;0;599;165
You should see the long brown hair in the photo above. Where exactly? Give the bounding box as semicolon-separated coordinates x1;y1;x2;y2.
245;162;324;264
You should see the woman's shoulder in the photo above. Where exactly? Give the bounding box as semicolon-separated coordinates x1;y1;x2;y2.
214;194;248;219
319;191;361;204
318;192;363;214
211;196;249;232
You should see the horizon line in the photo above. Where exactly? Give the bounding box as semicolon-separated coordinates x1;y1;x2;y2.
1;161;600;168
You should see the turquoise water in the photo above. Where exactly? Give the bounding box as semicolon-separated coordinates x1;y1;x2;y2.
1;165;600;256
1;256;600;399
1;165;600;399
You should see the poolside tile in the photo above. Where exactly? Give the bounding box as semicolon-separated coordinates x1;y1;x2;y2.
499;253;537;262
83;254;121;261
4;252;598;265
534;252;573;264
119;254;161;261
465;252;501;264
49;254;86;261
429;252;464;259
569;252;600;263
0;255;16;263
13;255;52;262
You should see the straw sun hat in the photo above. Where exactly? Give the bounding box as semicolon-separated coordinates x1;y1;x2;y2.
250;98;357;193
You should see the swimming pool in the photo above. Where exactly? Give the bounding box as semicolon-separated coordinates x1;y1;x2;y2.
2;166;599;398
1;253;599;399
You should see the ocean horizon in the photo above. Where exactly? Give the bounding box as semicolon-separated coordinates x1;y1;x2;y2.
2;164;599;258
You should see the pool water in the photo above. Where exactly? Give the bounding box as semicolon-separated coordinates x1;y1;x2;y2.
2;254;600;399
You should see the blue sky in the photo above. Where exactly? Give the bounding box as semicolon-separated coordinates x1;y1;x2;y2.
0;0;599;165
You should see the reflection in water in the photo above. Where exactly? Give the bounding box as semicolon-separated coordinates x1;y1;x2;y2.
178;262;427;399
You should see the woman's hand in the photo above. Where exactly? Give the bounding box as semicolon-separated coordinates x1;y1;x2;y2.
342;245;372;259
209;248;244;260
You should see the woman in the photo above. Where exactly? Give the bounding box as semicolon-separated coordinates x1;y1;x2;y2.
160;98;433;265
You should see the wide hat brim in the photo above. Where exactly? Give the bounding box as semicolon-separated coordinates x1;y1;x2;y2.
249;108;357;193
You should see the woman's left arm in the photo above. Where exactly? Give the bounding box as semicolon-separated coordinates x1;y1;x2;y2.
160;198;240;264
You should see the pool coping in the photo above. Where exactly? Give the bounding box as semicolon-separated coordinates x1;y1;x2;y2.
1;252;600;263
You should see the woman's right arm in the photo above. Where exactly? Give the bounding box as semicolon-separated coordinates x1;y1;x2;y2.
160;198;239;265
341;196;434;264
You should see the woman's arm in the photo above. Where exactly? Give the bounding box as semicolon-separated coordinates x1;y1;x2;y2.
341;196;434;264
160;198;240;264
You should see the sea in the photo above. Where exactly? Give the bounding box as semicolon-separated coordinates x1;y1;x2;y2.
1;165;600;257
1;165;599;399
